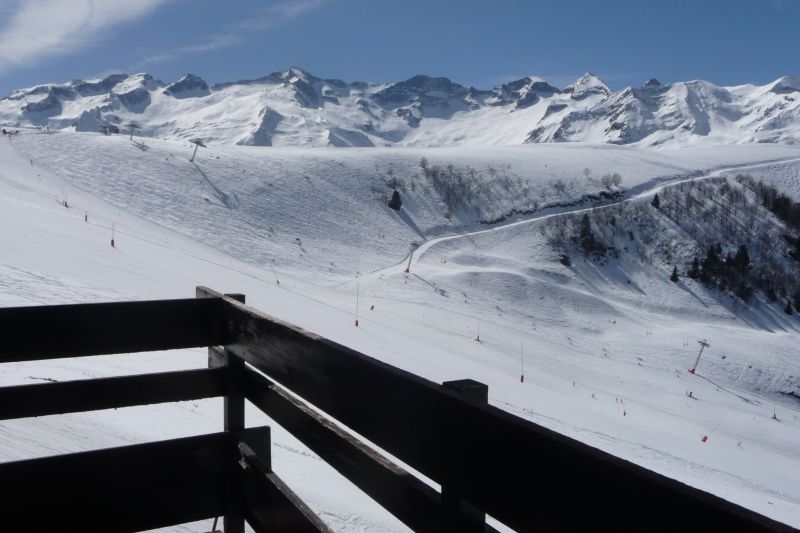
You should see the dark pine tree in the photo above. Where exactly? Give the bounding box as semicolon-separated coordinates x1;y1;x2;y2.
388;190;402;210
651;193;661;209
701;244;721;284
670;266;679;283
733;244;750;272
785;300;794;316
767;286;778;302
687;257;701;279
578;214;601;254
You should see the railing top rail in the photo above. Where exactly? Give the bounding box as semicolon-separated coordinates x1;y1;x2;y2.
0;296;228;362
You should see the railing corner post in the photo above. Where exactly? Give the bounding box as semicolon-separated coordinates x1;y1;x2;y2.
441;379;488;533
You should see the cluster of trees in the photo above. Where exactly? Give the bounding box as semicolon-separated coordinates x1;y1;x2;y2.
543;175;800;310
736;175;800;230
541;211;616;263
658;176;800;307
600;172;623;191
577;213;612;257
736;175;800;261
686;243;755;301
417;158;537;221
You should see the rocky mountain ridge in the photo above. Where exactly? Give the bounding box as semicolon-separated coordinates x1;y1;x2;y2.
2;67;798;147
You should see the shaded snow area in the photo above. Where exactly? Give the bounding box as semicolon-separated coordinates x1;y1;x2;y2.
1;130;800;531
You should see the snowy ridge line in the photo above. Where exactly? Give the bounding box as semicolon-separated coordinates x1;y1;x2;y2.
4;69;800;148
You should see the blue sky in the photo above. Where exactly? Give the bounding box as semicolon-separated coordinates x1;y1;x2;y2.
0;0;798;96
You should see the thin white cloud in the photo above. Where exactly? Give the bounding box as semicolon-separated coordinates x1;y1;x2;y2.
0;0;170;73
137;0;327;68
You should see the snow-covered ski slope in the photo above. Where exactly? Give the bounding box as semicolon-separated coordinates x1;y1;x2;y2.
1;131;800;530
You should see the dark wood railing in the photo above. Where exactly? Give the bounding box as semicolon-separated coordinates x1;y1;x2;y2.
0;287;795;532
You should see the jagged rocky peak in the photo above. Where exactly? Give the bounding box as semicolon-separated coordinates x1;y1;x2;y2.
565;72;610;100
22;91;61;117
373;75;469;109
489;76;561;108
110;74;157;113
642;78;663;89
267;67;326;108
163;74;210;99
72;74;129;97
283;66;317;83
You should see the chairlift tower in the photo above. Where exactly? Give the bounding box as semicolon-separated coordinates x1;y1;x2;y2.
189;138;206;162
690;339;710;374
125;121;141;140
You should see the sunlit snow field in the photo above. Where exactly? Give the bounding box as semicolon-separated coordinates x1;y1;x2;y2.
1;130;799;531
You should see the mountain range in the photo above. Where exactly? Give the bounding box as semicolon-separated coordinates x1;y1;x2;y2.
2;67;799;147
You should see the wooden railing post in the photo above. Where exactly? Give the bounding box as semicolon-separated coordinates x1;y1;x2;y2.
222;293;246;533
442;379;488;532
200;290;247;533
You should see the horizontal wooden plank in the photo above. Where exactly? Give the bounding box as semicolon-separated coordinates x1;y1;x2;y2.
238;441;332;533
203;288;797;533
0;368;226;420
238;360;443;533
0;297;228;362
0;429;269;532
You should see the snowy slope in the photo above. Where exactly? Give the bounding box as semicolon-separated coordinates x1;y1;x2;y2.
1;131;800;530
2;68;800;148
9;131;800;284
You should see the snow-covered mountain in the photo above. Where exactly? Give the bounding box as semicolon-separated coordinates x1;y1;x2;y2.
2;68;799;147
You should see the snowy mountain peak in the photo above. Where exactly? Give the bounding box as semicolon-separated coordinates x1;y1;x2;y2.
489;76;561;109
163;74;210;99
373;75;469;107
769;76;800;94
565;72;611;100
642;77;663;89
2;69;800;147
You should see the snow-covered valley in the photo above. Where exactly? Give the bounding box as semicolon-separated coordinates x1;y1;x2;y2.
1;130;800;531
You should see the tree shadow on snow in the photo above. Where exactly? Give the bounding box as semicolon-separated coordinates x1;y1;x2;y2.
193;162;236;209
571;258;647;297
713;294;800;333
394;208;426;240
